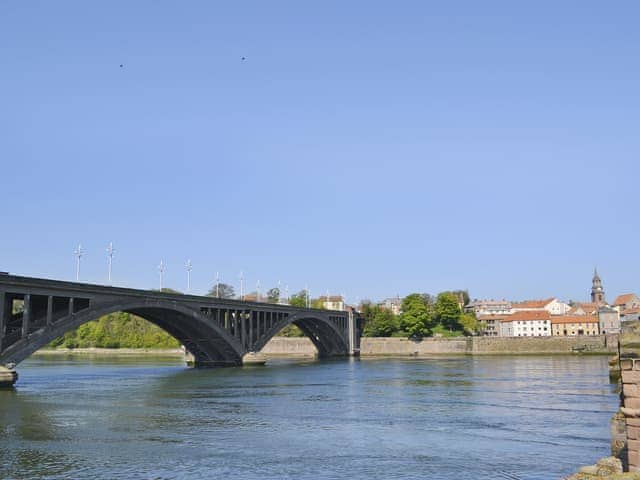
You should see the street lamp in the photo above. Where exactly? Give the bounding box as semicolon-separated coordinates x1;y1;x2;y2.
74;244;84;282
106;242;115;285
239;271;244;301
185;259;193;293
158;260;166;291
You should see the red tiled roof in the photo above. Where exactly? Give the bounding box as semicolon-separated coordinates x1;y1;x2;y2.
614;294;639;306
512;298;555;309
569;303;598;314
622;308;640;315
500;310;551;322
551;314;598;325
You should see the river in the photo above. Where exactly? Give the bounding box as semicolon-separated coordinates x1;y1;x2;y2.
0;355;618;480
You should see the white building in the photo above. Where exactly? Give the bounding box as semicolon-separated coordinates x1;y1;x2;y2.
320;295;345;311
598;306;621;335
499;310;552;337
511;298;570;316
465;299;512;317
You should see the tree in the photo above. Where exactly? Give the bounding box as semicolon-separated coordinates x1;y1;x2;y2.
458;312;479;336
452;290;470;307
207;283;235;299
157;287;183;294
289;290;309;308
311;298;325;309
435;292;462;331
400;293;433;337
267;287;280;304
362;305;400;337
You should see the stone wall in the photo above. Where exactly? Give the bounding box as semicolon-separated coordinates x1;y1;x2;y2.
620;358;640;472
471;335;617;355
359;337;469;355
260;335;617;357
260;337;318;357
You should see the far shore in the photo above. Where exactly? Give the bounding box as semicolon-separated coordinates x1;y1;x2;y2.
34;347;185;356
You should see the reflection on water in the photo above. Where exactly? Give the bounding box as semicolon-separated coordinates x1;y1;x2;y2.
0;355;618;480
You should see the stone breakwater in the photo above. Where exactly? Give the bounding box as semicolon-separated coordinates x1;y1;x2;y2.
260;335;618;357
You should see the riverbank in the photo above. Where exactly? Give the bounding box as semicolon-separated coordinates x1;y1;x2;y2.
34;335;619;358
34;348;184;357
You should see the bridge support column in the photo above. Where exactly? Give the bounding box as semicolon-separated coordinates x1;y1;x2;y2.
348;311;359;356
0;366;17;388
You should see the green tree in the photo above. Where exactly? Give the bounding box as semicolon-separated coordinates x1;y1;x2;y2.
400;293;433;337
153;288;183;294
267;287;280;303
206;283;235;299
362;305;400;337
311;298;325;309
435;292;462;331
289;290;309;308
279;324;304;337
458;312;479;336
451;290;470;307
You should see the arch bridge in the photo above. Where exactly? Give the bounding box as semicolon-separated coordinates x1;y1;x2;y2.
0;274;361;386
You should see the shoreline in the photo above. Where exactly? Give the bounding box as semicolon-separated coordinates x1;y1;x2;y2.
34;348;185;356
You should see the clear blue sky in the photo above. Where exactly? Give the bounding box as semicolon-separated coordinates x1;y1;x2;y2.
1;1;638;303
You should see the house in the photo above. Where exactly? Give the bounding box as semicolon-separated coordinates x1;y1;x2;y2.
613;294;640;316
499;310;552;337
598;306;621;335
551;315;599;336
319;295;345;311
569;302;598;316
512;298;571;316
621;308;640;323
465;299;512;317
378;297;403;315
478;314;507;337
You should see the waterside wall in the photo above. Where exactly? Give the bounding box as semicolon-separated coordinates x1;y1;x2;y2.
261;335;618;357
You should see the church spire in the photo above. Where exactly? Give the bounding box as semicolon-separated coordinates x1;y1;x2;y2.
591;267;605;305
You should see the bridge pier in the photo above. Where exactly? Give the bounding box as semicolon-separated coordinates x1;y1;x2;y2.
0;366;17;388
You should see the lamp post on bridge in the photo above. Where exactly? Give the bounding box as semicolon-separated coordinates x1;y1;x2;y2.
215;271;220;298
239;271;244;301
185;259;193;293
158;260;166;291
106;242;115;285
74;244;84;282
256;280;261;302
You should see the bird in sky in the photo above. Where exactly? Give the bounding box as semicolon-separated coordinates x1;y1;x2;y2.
241;57;246;61
120;64;123;68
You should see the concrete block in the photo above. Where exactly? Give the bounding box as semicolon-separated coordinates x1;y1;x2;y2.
628;426;640;440
628;418;640;427
634;359;640;371
624;384;640;397
626;398;640;410
629;450;640;466
627;439;640;451
622;371;640;384
621;359;635;370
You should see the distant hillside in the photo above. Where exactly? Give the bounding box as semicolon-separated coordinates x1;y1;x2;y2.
47;312;181;349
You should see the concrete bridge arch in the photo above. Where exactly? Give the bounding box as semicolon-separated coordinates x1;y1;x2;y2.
0;275;362;382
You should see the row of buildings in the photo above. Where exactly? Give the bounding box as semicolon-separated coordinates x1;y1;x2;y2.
467;270;639;337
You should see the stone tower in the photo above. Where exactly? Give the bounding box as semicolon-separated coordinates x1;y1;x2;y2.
591;268;606;305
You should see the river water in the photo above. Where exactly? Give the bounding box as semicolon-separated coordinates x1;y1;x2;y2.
0;355;618;480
